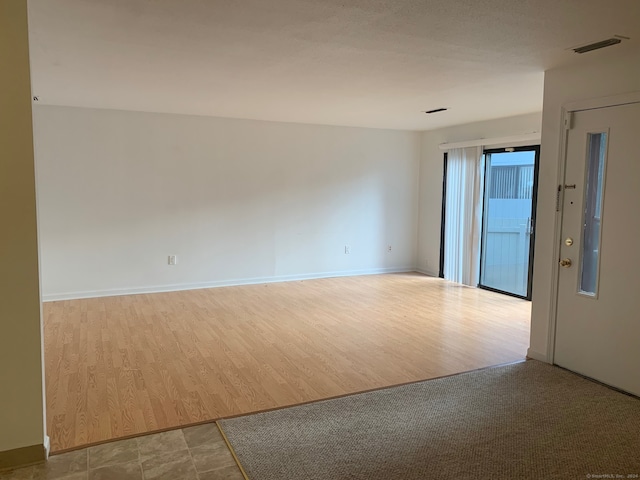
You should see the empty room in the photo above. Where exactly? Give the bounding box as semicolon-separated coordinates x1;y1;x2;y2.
1;0;639;479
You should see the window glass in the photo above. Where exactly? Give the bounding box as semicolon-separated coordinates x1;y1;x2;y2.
580;132;608;296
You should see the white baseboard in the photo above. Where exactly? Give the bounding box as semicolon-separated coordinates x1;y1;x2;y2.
414;268;437;277
526;348;550;363
43;436;50;460
43;267;419;302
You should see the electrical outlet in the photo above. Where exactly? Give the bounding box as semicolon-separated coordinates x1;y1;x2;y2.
344;245;351;255
168;255;177;265
387;245;392;252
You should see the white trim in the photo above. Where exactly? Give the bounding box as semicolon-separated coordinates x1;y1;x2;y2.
414;268;436;277
43;436;50;460
545;106;571;365
438;132;540;151
563;91;640;113
526;348;548;362
42;267;418;301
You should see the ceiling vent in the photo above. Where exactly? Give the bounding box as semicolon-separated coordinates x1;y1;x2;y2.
424;108;448;114
573;35;627;54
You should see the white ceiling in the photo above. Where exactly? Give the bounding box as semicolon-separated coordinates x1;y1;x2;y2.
27;0;640;130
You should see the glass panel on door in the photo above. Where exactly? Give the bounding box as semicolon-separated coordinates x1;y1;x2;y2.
579;132;608;297
479;147;539;298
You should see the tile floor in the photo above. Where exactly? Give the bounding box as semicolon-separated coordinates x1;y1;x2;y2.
0;423;244;480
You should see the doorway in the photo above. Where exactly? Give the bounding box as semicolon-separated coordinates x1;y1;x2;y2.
554;101;640;397
478;146;540;299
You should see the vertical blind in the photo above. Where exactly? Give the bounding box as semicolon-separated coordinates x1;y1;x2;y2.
443;146;484;286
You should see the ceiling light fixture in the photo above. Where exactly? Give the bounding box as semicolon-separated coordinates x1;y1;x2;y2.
424;108;448;114
572;35;628;54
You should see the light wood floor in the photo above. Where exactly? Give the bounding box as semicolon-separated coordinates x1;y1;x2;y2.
44;273;530;452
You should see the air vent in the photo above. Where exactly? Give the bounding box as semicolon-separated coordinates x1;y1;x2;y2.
424;108;448;114
573;37;623;54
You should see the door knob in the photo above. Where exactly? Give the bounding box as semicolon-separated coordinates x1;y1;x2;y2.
559;258;572;268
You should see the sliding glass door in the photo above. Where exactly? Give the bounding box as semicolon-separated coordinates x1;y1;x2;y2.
479;146;539;299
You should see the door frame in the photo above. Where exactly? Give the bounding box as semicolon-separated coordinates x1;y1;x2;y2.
546;91;640;364
478;145;540;300
438;153;448;279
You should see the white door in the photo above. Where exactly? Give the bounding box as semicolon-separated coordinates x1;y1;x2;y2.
554;101;640;396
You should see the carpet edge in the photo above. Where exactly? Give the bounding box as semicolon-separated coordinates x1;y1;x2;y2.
216;421;250;480
217;359;530;426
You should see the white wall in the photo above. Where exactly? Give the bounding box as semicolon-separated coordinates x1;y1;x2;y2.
417;113;542;275
529;50;640;361
0;0;46;458
34;106;420;300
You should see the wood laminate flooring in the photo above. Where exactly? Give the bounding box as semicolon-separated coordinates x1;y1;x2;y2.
44;273;530;452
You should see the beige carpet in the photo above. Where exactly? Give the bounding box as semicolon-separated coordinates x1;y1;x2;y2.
218;360;640;480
